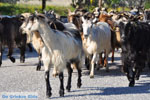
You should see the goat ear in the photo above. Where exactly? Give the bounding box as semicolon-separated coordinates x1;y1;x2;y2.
68;9;75;16
19;15;25;22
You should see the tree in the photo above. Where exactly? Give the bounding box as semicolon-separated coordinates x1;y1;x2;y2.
42;0;46;11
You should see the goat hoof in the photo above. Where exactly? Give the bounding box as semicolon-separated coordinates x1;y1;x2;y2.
20;59;25;63
135;77;139;80
36;68;40;71
46;93;52;98
77;83;82;88
36;65;41;71
20;60;24;63
10;57;15;63
104;64;106;67
20;56;25;63
59;90;64;97
66;87;71;92
53;74;56;77
53;73;58;77
90;75;94;78
129;81;135;87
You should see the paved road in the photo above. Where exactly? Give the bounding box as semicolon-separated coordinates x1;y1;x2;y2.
0;49;150;100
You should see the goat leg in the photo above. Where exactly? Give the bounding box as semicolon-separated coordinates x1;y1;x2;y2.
45;71;52;98
19;46;26;63
66;63;72;92
36;53;42;71
7;47;15;63
111;49;114;63
127;67;135;87
0;45;2;66
77;62;82;88
59;72;64;97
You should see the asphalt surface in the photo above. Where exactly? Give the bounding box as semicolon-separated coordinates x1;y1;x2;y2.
0;49;150;100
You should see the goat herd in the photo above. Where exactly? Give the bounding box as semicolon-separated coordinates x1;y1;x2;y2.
0;7;150;98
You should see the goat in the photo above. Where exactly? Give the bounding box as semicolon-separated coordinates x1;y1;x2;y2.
98;13;123;65
20;14;84;97
0;15;27;66
67;10;94;70
81;16;111;78
120;21;150;87
20;13;43;71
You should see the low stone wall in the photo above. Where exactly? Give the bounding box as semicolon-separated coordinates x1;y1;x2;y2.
17;0;72;6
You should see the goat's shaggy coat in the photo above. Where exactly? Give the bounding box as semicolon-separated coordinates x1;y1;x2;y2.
20;15;83;97
120;21;150;87
82;17;111;78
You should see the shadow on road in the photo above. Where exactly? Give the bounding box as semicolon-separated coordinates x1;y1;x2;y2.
49;69;150;99
50;84;150;99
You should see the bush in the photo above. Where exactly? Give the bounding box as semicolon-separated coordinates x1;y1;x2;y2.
145;1;150;9
1;3;148;16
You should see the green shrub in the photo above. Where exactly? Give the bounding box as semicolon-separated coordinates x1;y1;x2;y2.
145;1;150;9
0;3;40;15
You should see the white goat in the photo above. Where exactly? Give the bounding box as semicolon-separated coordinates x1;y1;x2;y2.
20;14;84;97
82;17;111;78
